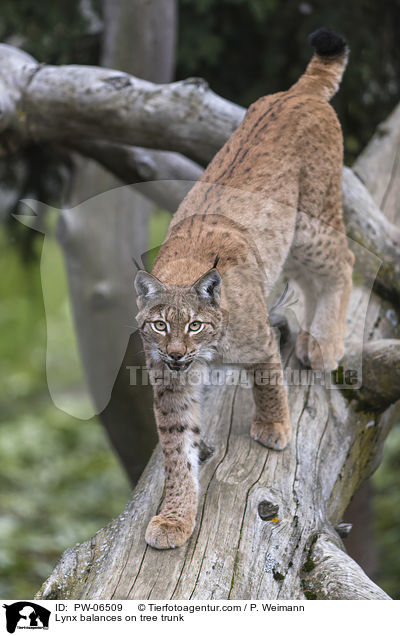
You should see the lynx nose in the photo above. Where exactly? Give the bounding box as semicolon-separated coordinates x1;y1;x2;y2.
168;351;184;361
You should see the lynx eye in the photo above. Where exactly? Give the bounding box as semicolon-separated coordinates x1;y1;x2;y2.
188;321;203;333
152;320;168;333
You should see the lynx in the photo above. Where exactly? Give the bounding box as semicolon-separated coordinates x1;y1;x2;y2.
135;28;354;549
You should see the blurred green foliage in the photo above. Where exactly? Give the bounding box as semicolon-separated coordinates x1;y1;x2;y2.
372;425;400;599
0;0;99;64
0;229;130;598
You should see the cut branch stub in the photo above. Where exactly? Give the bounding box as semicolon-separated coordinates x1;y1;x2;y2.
301;535;391;600
345;339;400;412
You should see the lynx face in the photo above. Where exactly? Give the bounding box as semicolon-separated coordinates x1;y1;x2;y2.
135;268;223;371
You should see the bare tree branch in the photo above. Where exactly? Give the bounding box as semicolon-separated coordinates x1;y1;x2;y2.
345;339;400;412
65;139;202;212
0;44;243;163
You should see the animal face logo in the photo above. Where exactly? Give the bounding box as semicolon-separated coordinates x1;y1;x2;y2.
3;602;50;633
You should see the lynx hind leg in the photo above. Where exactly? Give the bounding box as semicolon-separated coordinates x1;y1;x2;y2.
292;272;343;372
306;244;353;371
290;207;354;371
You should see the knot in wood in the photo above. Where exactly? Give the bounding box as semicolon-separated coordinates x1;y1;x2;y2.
335;522;352;538
258;500;279;521
103;75;132;90
183;77;209;90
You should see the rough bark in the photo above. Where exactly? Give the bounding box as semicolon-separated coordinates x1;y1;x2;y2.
0;42;399;599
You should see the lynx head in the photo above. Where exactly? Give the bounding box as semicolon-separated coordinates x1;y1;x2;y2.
134;267;223;371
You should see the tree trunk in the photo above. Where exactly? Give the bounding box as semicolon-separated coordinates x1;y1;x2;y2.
58;0;177;483
1;43;399;599
102;0;176;80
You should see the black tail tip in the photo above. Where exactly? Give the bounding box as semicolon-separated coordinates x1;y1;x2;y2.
308;27;347;56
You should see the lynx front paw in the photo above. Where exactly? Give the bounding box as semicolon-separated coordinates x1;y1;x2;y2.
251;419;291;451
145;515;193;550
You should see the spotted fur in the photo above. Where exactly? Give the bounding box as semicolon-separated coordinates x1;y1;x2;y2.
135;28;354;550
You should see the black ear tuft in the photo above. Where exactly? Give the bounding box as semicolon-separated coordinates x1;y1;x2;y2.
192;268;222;305
308;27;347;57
134;270;164;300
132;257;144;271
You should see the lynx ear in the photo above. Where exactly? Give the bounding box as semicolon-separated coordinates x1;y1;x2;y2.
192;268;221;305
134;270;165;303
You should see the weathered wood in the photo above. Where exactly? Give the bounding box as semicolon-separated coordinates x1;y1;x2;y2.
342;168;400;305
35;355;397;599
301;534;390;600
339;101;400;579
